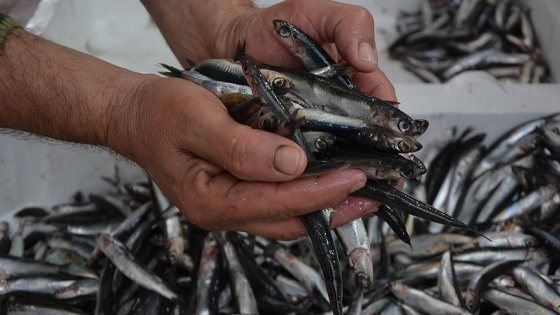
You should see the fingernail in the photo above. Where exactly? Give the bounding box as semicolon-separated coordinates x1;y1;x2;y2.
348;172;367;193
358;42;378;65
274;145;301;175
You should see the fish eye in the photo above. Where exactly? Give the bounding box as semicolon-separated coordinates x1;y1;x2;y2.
314;138;328;151
398;120;411;133
361;131;374;139
273;78;286;88
400;167;413;178
397;141;410;152
279;26;291;38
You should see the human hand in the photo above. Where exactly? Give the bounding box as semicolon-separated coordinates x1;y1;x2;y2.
139;0;396;235
230;0;397;102
109;76;367;240
142;0;396;101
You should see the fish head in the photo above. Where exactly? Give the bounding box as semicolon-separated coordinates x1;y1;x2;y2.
414;119;429;135
271;76;293;95
395;138;422;153
272;20;306;55
398;166;415;179
398;119;414;134
407;154;427;177
313;137;332;152
273;20;293;39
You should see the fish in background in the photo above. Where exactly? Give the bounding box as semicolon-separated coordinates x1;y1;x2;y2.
388;0;550;83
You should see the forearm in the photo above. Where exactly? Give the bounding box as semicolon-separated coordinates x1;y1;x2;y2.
140;0;254;66
0;28;146;149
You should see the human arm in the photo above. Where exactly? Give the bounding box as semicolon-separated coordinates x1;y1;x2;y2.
0;27;366;240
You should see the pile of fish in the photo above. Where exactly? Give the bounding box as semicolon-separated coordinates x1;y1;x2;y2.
361;113;560;314
388;0;550;83
0;114;559;314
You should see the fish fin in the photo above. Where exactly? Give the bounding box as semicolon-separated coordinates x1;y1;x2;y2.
158;63;182;78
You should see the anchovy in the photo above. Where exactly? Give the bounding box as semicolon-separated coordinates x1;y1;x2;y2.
161;63;294;96
473;113;560;178
0;276;98;299
472;232;538;248
484;288;559;315
491;184;558;222
306;151;425;180
110;201;151;239
272;67;422;136
195;234;223;315
271;19;357;90
453;247;549;266
354;180;472;231
375;204;411;246
96;234;178;302
361;297;391;315
226;232;297;313
390;282;473;315
438;251;464;307
398;261;483;285
0;256;93;280
268;242;329;303
240;51;343;315
465;259;524;312
512;266;560;311
303;131;337;153
334;219;373;288
163;211;193;271
222;239;258;315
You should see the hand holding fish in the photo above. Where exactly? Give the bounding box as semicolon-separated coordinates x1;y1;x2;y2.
117;76;371;239
141;0;397;101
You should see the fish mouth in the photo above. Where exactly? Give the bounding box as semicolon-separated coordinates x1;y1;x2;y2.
348;247;374;288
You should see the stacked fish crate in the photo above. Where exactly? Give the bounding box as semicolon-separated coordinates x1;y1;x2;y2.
0;0;559;314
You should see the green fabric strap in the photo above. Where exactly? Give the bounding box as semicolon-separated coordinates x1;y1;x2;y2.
0;12;22;52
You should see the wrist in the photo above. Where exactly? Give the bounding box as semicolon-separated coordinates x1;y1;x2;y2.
101;71;157;158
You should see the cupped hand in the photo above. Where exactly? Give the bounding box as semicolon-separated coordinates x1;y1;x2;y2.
137;0;398;237
112;76;367;240
220;0;397;102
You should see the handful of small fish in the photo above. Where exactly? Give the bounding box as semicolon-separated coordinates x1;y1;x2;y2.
388;0;551;83
1;113;559;314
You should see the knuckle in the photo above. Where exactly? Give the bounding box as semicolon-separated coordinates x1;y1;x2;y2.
348;6;374;28
228;131;258;180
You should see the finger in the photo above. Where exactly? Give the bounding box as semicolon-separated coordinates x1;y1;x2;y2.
170;80;308;182
235;217;308;241
178;160;366;230
328;195;379;229
352;69;397;102
220;195;379;240
291;0;379;73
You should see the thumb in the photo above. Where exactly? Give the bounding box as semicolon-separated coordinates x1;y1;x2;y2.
296;0;378;72
184;93;308;182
